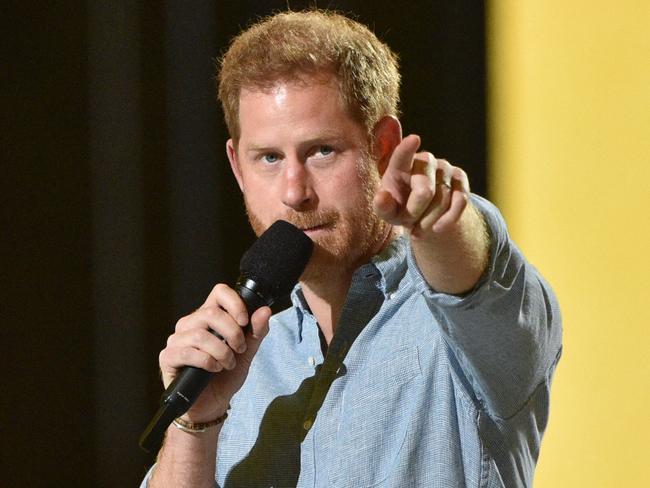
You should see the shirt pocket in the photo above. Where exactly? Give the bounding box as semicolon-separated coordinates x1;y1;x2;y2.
329;345;422;488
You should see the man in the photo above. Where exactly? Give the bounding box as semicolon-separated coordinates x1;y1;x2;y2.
142;10;562;488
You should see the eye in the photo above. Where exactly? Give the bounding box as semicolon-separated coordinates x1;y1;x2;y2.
308;145;336;165
262;153;280;164
317;145;334;156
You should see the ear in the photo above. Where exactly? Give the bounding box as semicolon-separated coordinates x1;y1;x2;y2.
226;138;244;191
372;116;402;176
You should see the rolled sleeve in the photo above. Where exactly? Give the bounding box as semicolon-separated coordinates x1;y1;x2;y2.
406;194;563;419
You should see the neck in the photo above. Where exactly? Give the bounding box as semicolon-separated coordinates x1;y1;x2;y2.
300;224;397;344
299;271;351;345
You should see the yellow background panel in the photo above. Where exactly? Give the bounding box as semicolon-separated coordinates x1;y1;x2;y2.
488;1;650;486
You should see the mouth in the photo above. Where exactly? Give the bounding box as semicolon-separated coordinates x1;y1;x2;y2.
301;223;328;236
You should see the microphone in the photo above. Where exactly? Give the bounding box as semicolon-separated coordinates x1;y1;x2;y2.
139;220;313;454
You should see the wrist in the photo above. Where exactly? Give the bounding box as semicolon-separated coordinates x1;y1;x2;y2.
180;400;230;422
176;404;231;432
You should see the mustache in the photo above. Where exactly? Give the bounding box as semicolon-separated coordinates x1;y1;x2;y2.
282;209;339;230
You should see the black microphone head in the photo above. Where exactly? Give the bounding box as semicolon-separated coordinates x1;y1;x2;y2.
239;220;314;298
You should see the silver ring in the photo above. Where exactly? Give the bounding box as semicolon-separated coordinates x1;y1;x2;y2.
436;180;451;189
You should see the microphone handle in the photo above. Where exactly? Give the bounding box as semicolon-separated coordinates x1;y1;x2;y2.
139;277;273;454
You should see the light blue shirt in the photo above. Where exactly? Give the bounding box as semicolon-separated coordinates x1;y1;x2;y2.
142;195;562;487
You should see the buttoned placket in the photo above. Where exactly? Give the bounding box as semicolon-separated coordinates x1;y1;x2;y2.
305;266;386;487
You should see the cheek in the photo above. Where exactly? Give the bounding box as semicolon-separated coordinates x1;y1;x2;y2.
326;165;373;203
242;175;280;210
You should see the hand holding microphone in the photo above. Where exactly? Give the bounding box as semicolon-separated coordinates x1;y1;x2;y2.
159;282;270;424
139;220;313;453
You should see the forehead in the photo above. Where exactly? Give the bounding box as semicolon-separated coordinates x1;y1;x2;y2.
240;72;341;103
237;76;365;144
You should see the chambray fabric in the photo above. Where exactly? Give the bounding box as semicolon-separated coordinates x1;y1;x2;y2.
141;195;562;488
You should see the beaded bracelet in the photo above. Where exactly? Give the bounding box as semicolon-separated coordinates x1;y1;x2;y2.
173;410;229;433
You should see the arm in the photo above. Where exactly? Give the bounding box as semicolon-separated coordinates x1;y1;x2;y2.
146;284;272;487
374;133;561;417
407;195;562;417
409;200;488;295
373;133;489;294
149;425;220;488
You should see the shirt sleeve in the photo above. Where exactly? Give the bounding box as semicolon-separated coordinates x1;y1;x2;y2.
139;467;153;488
406;194;563;419
138;464;219;487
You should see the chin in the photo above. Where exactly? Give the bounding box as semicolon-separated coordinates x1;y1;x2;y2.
299;234;370;284
299;245;342;283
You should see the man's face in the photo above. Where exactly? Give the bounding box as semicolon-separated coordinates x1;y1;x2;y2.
226;75;390;281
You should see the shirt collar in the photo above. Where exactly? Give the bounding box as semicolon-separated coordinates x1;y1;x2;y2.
370;233;408;297
289;235;408;309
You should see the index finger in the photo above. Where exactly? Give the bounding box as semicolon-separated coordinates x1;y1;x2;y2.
202;283;249;327
384;134;421;176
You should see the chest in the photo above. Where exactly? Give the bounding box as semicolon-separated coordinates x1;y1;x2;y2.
217;297;482;487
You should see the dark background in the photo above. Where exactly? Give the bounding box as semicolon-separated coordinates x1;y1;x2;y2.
2;1;486;486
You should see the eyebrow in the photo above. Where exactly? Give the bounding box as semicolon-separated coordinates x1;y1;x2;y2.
243;131;350;153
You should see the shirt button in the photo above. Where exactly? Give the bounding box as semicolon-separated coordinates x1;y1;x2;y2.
302;419;312;430
387;292;396;300
308;356;316;366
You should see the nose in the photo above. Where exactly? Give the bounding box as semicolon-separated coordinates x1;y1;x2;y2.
281;158;315;210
